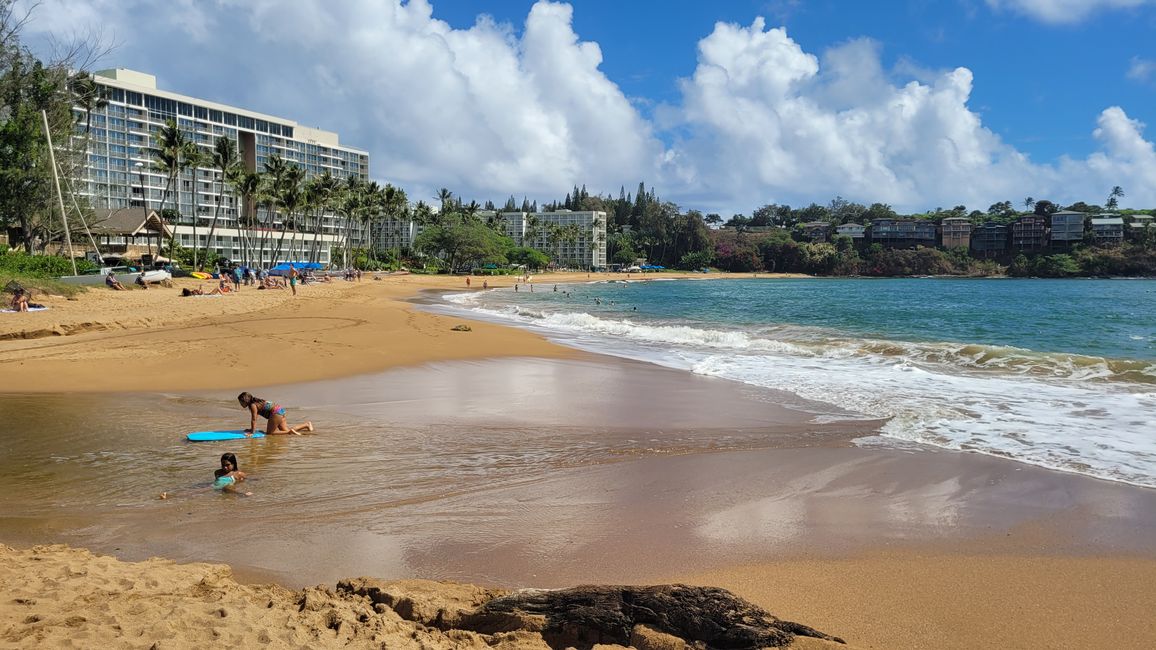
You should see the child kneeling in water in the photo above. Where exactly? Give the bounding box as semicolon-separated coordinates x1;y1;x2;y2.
237;392;314;436
214;452;252;495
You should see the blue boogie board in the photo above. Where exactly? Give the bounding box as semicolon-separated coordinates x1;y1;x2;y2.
186;430;266;442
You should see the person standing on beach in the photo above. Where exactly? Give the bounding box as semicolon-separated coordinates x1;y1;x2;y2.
288;264;299;296
238;392;313;436
466;276;471;288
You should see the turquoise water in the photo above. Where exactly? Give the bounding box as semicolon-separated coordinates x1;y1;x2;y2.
446;277;1156;486
488;278;1156;361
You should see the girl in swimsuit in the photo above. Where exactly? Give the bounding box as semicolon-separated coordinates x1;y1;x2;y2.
213;452;251;495
237;392;314;436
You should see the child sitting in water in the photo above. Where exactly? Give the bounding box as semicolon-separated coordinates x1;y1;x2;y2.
237;391;314;436
213;452;251;495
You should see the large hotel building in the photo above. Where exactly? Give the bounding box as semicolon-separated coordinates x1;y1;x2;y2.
74;69;370;266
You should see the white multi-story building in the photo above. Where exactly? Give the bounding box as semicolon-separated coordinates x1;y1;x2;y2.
72;69;370;266
379;209;608;269
501;210;607;269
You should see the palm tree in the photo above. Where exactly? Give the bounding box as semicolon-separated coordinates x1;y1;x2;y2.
256;155;291;264
1107;186;1125;211
380;184;409;266
232;171;262;267
270;164;304;265
435;187;453;216
181;140;208;267
337;176;367;268
304;171;339;263
150;119;196;258
1023;197;1035;211
69;72;108;140
524;214;543;249
200;136;240;269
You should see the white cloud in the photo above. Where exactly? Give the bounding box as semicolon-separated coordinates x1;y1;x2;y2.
984;0;1156;24
1127;56;1156;83
20;0;661;205
663;17;1156;213
14;1;1156;213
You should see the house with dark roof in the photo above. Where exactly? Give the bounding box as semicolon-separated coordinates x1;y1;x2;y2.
970;222;1008;255
799;221;832;242
87;207;169;259
869;219;937;248
1011;215;1048;251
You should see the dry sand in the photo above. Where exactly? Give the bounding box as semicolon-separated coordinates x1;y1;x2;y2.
0;544;850;650
4;270;1156;649
0;271;771;393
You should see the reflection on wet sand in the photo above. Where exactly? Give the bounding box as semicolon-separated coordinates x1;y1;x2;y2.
3;356;1156;591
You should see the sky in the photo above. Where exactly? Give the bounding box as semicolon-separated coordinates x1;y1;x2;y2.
17;0;1156;216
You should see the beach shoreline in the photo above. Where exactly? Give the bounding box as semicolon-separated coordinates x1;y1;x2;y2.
4;271;1156;649
0;270;796;393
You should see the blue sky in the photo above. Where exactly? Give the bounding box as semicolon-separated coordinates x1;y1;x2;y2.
20;0;1156;214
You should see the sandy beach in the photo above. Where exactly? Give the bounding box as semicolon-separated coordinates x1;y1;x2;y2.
3;271;1156;650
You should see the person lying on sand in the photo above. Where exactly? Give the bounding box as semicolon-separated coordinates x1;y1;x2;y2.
180;287;204;297
213;452;252;495
238;391;314;436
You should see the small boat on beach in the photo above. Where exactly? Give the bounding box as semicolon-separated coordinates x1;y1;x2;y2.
57;267;172;286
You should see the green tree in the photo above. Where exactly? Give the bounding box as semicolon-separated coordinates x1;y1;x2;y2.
507;246;549;270
0;21;74;252
1033;200;1058;216
414;218;511;271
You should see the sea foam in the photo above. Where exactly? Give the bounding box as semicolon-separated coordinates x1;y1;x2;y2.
437;293;1156;488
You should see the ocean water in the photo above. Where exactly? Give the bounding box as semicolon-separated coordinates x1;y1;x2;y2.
442;277;1156;488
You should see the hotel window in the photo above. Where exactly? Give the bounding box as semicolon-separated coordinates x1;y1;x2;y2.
238;116;254;130
194;106;208;120
126;91;143;106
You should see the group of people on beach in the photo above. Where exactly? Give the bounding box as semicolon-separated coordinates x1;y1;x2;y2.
104;270;156;291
